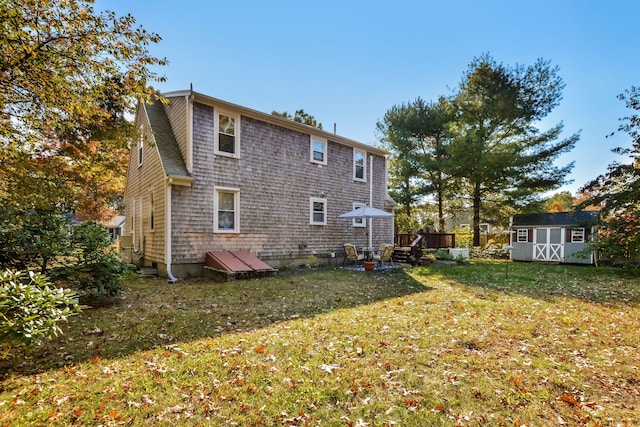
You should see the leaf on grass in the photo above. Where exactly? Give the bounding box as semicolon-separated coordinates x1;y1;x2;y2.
560;394;582;408
319;364;341;374
254;344;265;353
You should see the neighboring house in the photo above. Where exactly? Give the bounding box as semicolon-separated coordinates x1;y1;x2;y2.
123;90;393;279
509;211;599;264
103;215;125;242
443;209;505;245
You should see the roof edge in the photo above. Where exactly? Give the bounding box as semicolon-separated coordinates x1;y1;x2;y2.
161;89;389;157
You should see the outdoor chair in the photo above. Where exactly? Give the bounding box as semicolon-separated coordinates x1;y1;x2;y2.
343;243;365;266
373;244;395;268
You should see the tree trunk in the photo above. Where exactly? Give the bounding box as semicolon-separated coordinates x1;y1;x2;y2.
472;182;482;247
437;187;445;232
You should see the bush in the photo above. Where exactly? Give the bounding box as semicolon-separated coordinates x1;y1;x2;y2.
433;250;453;261
68;221;129;297
0;206;70;273
0;270;82;358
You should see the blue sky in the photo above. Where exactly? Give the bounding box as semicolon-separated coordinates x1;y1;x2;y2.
98;0;640;195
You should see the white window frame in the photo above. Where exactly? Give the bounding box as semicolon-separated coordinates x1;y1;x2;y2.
352;202;366;227
214;186;240;233
517;228;528;243
214;110;240;158
149;190;155;231
310;197;327;225
571;228;585;243
353;148;367;181
310;135;327;165
480;223;490;234
460;223;470;230
137;132;144;166
131;201;136;249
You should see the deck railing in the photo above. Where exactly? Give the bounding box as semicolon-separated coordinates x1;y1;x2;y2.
395;232;455;250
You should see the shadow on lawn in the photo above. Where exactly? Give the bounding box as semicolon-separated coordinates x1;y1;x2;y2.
1;266;431;378
414;260;640;305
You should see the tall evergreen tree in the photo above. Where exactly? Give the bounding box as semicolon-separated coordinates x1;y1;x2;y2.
448;54;578;246
378;97;454;230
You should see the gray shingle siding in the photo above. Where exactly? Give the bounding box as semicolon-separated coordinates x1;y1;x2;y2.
126;93;392;276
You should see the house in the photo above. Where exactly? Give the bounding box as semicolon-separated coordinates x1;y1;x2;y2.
443;209;506;246
123;90;393;280
103;215;125;242
509;211;599;264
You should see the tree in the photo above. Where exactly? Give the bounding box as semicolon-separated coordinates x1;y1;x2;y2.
544;191;575;212
578;86;640;265
0;0;165;216
272;109;323;129
447;54;578;246
377;97;454;231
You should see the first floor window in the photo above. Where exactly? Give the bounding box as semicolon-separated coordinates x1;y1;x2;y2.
149;191;155;231
517;228;528;242
571;228;585;243
352;202;366;227
310;197;327;225
214;187;240;233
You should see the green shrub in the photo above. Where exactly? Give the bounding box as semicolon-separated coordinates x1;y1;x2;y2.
433;249;453;261
69;221;129;297
0;206;70;273
0;270;82;358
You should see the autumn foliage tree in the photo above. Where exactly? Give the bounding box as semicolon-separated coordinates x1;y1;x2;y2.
0;0;166;217
579;86;640;265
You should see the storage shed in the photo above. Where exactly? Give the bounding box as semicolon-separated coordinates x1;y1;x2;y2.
509;211;599;264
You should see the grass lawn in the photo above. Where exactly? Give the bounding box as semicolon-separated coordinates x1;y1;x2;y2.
1;261;639;426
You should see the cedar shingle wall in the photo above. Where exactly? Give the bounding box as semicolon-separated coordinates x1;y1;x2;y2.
123;104;167;265
170;101;392;264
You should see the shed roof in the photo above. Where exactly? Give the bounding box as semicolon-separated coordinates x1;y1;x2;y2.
144;99;191;180
512;210;599;227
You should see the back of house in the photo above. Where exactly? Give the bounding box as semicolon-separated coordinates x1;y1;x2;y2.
509;211;599;265
123;90;393;278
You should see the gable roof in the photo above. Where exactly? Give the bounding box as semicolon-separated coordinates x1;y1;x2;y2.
143;98;192;182
512;210;599;227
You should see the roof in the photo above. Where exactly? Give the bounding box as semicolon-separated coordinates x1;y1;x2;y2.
163;90;390;158
103;215;125;228
144;98;192;180
512;210;599;227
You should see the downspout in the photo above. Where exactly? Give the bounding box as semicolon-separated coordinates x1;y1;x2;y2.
186;92;194;173
369;155;373;249
165;178;178;283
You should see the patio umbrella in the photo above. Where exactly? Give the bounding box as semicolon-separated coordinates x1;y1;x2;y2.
339;205;394;248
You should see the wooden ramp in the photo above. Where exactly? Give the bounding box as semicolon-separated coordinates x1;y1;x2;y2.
204;251;277;281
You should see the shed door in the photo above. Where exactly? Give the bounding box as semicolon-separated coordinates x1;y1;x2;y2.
533;228;564;261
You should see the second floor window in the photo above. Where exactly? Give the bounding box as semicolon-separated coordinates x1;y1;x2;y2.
354;149;366;181
215;111;239;157
310;136;327;165
137;133;144;166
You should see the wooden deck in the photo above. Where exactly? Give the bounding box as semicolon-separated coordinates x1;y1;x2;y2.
393;232;455;264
